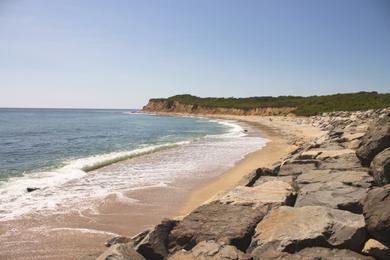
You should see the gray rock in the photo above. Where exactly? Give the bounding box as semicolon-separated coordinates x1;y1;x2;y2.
362;239;390;260
105;236;132;247
97;243;145;260
135;219;178;260
370;147;390;186
217;180;296;209
253;175;296;188
296;169;374;188
167;241;251;260
295;181;367;213
249;206;367;255
169;202;266;252
362;184;390;244
356;114;390;166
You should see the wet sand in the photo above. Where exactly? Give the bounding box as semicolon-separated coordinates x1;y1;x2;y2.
0;116;323;259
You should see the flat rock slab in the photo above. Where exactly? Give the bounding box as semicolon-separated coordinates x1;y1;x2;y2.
362;184;390;244
253;176;296;187
318;153;363;170
169;202;266;253
249;206;366;255
295;181;367;213
167;241;251;260
278;160;321;176
296;169;374;188
218;181;296;209
253;247;373;260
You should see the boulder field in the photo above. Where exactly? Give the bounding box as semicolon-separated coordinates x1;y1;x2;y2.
93;108;390;260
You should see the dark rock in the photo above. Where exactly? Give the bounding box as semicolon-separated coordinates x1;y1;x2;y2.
370;147;390;186
356;114;390;166
249;206;367;255
238;167;275;187
167;240;251;260
362;239;390;260
362;184;390;244
295;181;367;213
26;187;40;192
97;243;145;260
252;247;373;260
169;202;266;253
135;219;178;260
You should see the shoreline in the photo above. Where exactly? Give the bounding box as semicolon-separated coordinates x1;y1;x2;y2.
0;114;324;259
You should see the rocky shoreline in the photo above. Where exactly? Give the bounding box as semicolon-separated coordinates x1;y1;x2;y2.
90;108;390;260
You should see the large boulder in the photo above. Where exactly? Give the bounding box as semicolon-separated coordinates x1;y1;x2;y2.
362;239;390;260
97;243;145;260
356;114;390;166
252;247;373;260
134;219;178;260
361;184;390;244
294;182;367;213
167;241;251;260
370;147;390;186
296;169;374;188
169;202;266;252
249;206;367;255
253;176;296;187
217;181;296;209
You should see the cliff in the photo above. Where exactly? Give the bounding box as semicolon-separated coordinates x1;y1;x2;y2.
142;99;297;116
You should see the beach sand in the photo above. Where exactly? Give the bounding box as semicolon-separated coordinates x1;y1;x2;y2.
0;115;323;259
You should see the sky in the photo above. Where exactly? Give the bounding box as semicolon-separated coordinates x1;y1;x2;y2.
0;0;389;109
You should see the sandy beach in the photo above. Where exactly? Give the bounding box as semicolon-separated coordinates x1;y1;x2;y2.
0;115;323;260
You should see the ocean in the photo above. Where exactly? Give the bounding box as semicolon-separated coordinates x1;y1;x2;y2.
0;108;267;220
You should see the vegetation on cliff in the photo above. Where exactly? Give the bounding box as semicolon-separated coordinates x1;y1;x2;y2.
149;92;390;116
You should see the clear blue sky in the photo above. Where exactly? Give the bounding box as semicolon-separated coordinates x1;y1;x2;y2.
0;0;389;108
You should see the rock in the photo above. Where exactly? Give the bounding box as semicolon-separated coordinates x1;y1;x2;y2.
169;202;266;252
249;206;367;255
135;219;178;260
105;236;132;247
97;243;145;260
356;114;390;166
318;153;363;170
26;187;40;192
362;184;390;244
253;176;296;187
343;132;366;142
278;160;320;176
296;169;374;188
167;240;251;260
370;148;390;186
295;181;367;213
315;148;355;160
237;167;275;187
252;247;373;260
362;239;390;260
217;181;296;209
346;139;362;149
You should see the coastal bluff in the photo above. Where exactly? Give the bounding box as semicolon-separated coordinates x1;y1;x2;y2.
142;99;296;116
90;107;390;260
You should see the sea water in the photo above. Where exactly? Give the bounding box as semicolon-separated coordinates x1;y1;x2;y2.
0;108;267;220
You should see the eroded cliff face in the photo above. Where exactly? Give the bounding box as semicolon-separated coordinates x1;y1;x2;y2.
142;100;297;116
